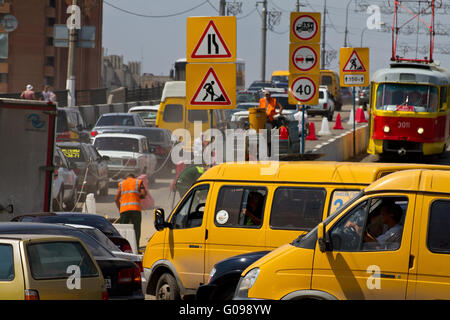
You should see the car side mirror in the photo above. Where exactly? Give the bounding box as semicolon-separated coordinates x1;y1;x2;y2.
101;155;110;161
317;222;327;252
154;208;168;231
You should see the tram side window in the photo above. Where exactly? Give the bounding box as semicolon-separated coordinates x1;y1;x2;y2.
440;87;448;110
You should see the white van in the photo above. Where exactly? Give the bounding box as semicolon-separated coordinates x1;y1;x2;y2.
128;105;160;127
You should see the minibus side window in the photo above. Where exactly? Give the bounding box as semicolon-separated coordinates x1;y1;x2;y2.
270;187;325;231
172;185;209;229
329;196;408;252
163;104;183;123
0;244;14;281
214;186;267;228
427;200;450;253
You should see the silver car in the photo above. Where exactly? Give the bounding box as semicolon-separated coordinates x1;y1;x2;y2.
306;86;335;121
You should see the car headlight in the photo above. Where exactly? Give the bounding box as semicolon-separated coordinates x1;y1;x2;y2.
417;127;424;134
207;267;216;284
235;268;260;298
383;125;390;133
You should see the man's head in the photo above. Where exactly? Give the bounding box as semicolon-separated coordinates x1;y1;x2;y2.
26;84;33;91
126;173;136;179
263;89;271;98
380;201;403;225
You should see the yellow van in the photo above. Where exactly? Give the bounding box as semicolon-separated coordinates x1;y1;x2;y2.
235;168;450;300
142;161;449;299
155;81;226;145
320;69;342;111
271;70;289;85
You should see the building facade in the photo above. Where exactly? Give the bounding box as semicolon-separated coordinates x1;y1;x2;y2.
0;0;102;94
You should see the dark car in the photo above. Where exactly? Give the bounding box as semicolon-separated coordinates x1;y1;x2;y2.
57;142;110;197
247;81;274;94
11;212;133;253
0;222;144;300
196;251;270;300
90;113;146;138
56;107;91;143
98;126;175;173
358;86;370;106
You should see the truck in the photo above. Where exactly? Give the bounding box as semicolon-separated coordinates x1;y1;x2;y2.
0;99;56;221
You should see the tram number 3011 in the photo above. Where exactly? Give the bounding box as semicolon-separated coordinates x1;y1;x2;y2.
397;121;411;129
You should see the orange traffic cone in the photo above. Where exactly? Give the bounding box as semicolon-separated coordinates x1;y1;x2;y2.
355;107;368;123
306;122;317;140
333;113;344;130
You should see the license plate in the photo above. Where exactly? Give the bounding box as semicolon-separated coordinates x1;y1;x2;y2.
104;278;111;289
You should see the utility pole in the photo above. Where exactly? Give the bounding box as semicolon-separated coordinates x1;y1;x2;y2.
66;0;78;107
296;0;300;12
260;0;267;81
219;0;226;16
321;0;326;69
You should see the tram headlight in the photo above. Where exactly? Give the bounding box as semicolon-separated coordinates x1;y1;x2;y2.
417;127;424;134
383;125;390;133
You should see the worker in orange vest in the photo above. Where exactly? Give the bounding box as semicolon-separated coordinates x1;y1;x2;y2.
259;89;283;127
115;173;147;247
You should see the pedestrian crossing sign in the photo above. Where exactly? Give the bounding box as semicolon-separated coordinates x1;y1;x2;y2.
186;63;236;110
187;16;236;63
340;47;369;87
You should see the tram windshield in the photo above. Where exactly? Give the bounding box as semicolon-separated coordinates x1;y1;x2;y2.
375;83;438;112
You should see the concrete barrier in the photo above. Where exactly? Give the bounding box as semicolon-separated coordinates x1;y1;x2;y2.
311;124;369;161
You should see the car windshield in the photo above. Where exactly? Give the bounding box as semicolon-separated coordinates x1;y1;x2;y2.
37;215;120;237
272;75;288;83
132;110;157;120
236;103;258;110
94;137;139;152
96;115;135;126
274;96;298;110
237;93;258;103
376;83;438;112
77;228;120;252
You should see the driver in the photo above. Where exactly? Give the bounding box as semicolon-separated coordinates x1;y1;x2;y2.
243;192;264;226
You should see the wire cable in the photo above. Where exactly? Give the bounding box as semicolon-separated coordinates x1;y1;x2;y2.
103;0;210;18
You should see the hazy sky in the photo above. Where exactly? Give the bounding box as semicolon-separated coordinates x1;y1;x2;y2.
102;0;450;87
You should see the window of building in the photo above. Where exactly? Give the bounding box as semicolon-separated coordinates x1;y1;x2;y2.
270;187;325;231
45;77;54;87
47;17;55;27
428;200;450;253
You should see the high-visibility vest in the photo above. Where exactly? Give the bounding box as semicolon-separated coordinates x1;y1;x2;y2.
118;177;143;213
259;97;277;121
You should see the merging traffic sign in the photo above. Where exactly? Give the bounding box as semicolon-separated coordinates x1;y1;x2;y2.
288;73;319;105
187;16;236;63
340;47;369;87
290;12;321;43
186;63;236;110
289;43;320;74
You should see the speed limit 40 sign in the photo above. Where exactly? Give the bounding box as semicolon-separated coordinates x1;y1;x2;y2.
288;74;319;105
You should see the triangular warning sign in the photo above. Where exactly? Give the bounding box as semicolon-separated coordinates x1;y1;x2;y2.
190;67;231;105
343;50;367;72
191;20;232;59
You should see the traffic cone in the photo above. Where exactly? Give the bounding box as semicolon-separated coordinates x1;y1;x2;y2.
333;113;344;130
347;108;355;125
355;107;368;123
318;117;331;136
306;122;317;140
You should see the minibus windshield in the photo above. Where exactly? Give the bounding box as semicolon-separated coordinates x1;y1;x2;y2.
375;83;438;112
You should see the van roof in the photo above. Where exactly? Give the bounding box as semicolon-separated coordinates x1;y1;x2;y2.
271;70;289;76
197;162;450;185
365;169;450;194
161;81;186;101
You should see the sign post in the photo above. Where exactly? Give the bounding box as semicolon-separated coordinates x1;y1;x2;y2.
339;47;369;158
289;12;321;155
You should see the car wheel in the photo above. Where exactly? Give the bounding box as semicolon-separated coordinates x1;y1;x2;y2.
99;181;109;196
53;189;64;211
156;273;180;300
65;188;77;211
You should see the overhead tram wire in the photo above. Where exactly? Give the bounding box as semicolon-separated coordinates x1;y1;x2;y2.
103;0;211;18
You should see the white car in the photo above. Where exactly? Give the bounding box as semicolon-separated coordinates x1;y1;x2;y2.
92;133;157;183
128;105;160;127
306;85;335;121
